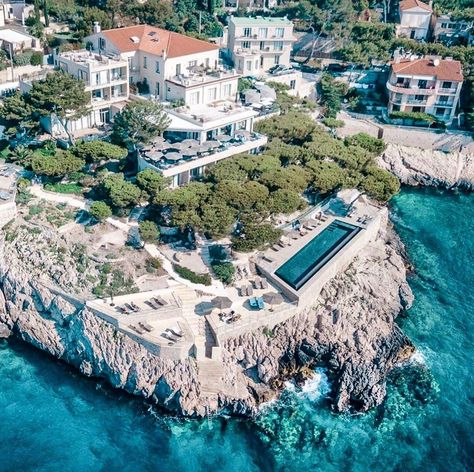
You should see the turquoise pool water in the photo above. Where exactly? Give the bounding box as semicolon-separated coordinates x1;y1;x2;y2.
0;187;473;471
275;219;360;290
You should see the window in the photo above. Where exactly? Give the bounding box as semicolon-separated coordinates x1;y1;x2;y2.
274;55;280;65
188;60;197;70
412;106;421;113
176;63;181;76
246;60;252;71
143;56;148;69
276;28;284;38
436;108;446;116
260;56;264;67
99;38;106;50
415;95;425;101
260;41;265;50
290;79;296;90
392;104;400;112
441;23;448;28
259;27;268;38
243;27;252;37
223;84;232;97
274;41;283;51
438;95;449;103
237;120;247;130
155;82;160;97
190;91;200;105
396;77;405;84
242;41;250;49
255;59;259;69
442;81;453;89
418;79;427;89
155;61;160;73
207;87;217;101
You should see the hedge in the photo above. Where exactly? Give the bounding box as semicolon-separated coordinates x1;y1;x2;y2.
173;265;212;286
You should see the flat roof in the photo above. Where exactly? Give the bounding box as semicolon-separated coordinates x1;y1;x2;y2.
229;16;293;26
0;28;35;43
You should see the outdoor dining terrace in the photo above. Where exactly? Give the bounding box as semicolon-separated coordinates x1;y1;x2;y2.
137;131;268;182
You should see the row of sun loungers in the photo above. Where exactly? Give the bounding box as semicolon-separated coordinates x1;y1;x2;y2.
240;284;253;296
130;321;155;335
116;296;169;314
254;277;268;289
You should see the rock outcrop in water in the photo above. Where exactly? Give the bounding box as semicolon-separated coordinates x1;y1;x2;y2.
378;143;474;189
0;214;414;416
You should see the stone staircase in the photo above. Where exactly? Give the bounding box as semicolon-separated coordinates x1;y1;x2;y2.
172;285;213;359
197;359;226;396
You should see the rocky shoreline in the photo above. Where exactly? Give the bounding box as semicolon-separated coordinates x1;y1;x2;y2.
378;143;474;190
0;207;415;417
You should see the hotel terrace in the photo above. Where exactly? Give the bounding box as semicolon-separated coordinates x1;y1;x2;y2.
86;190;384;363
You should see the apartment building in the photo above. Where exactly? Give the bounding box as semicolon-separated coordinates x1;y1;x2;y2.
222;0;277;10
386;56;463;124
433;14;473;46
396;0;432;40
227;16;295;76
53;49;129;132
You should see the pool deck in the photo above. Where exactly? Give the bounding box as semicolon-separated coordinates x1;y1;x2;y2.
256;197;384;306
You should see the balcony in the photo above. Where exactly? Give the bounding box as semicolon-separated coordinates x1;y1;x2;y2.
166;68;238;88
439;87;458;94
386;82;436;95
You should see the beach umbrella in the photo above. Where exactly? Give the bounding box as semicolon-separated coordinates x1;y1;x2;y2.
153;141;174;151
182;146;198;156
263;292;284;306
145;150;164;160
216;134;233;142
165;152;182;162
211;296;233;310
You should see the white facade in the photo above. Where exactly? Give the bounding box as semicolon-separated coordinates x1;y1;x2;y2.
397;1;432;40
227;16;295;76
433;14;473;45
0;1;30;27
0;28;41;55
387;58;463;125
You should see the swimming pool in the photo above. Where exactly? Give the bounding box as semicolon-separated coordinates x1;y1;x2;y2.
275;220;361;290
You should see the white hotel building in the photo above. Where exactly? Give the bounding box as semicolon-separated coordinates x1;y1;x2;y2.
51;24;266;187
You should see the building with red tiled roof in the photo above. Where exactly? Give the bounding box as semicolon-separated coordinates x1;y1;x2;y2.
397;0;432;40
387;56;464;124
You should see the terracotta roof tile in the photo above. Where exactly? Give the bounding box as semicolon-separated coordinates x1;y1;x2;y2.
399;0;432;12
101;25;219;58
391;58;463;82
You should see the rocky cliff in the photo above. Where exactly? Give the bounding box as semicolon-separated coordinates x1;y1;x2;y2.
0;215;414;417
378;143;474;189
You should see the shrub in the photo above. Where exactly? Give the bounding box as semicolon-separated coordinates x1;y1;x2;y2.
89;201;112;221
232;224;283;252
13;52;33;66
389;111;438;124
212;262;235;285
30;51;43;66
344;133;386;155
44;183;83;194
72;140;128;163
146;257;162;271
173;265;212;286
322;118;345;128
139;220;160;243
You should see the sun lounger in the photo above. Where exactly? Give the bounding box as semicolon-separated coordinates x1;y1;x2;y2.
249;297;258;309
130;302;141;312
139;321;154;332
115;305;127;313
146;299;160;309
154;296;168;306
124;303;136;313
272;244;280;251
257;297;265;310
161;332;176;343
247;285;254;296
130;324;145;335
168;325;184;337
260;279;268;289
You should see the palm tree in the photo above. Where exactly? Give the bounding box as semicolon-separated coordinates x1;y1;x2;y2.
9;145;33;166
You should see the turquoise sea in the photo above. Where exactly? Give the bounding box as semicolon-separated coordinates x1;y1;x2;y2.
0;187;473;472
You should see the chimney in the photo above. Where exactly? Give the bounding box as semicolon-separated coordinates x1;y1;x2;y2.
93;22;101;34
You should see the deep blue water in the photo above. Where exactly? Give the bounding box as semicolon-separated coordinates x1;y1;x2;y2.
1;187;473;472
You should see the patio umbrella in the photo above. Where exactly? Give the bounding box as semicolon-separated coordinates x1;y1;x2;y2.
263;292;284;306
182;146;198;156
205;140;220;149
145;151;164;160
180;138;199;147
195;301;215;315
211;296;233;310
153;141;174;151
235;129;252;139
165;152;182;162
216;134;233;142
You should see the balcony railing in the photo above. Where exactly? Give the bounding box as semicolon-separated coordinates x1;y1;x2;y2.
386;82;436;95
